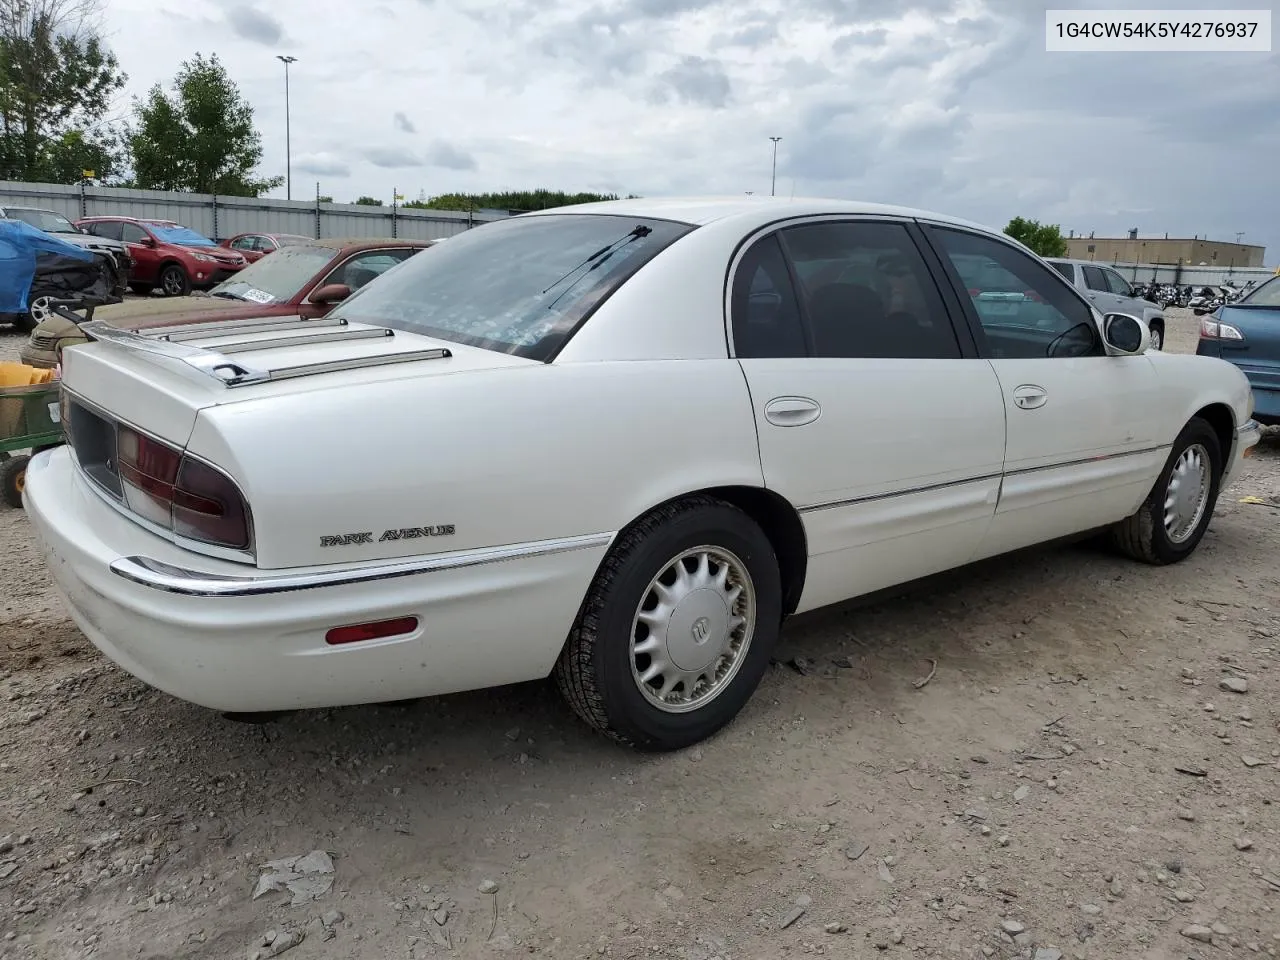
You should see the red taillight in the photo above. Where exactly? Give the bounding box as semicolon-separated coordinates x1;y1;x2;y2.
325;617;420;646
116;426;251;551
967;287;980;297
1024;290;1043;303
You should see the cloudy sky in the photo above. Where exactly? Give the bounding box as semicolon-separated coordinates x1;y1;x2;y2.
97;0;1278;260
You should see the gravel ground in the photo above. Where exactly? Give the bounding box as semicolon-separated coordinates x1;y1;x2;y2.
1;308;1279;960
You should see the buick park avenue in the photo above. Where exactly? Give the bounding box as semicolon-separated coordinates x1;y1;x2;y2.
22;197;1260;750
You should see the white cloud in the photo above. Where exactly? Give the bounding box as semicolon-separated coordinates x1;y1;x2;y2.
99;0;1278;256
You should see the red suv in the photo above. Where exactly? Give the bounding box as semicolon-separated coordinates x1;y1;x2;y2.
77;216;248;296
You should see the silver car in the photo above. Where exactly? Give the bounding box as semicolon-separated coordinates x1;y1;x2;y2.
1045;257;1166;350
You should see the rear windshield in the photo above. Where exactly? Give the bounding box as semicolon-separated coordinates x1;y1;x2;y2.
331;213;695;361
1240;277;1280;307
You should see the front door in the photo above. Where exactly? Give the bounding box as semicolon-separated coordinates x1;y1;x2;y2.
730;218;1008;614
120;222;160;284
924;225;1164;558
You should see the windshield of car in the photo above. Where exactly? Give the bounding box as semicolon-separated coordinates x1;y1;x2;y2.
1240;276;1280;307
208;244;337;303
6;209;79;234
331;214;695;361
148;224;216;247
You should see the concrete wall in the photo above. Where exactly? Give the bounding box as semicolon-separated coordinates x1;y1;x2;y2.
0;180;510;243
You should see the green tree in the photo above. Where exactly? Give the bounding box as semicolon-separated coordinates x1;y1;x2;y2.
353;196;383;206
128;53;281;196
405;189;636;213
0;0;127;182
1004;216;1068;258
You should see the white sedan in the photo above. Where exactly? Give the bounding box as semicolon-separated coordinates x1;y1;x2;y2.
23;197;1260;751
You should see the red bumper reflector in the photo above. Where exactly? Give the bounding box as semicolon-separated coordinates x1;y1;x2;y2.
325;616;419;646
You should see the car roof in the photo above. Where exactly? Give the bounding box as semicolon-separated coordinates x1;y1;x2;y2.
520;195;1003;235
80;216;181;225
289;237;434;251
1048;257;1121;268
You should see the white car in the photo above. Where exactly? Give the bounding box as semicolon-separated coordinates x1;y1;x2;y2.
23;197;1261;751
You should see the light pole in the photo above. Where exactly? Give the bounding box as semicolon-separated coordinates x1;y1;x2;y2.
769;137;782;197
276;55;297;200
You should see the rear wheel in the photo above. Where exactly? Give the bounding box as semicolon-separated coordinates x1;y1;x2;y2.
554;497;782;750
1;455;30;508
1111;417;1221;565
159;264;191;297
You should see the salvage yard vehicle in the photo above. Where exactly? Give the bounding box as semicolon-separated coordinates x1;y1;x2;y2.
1045;257;1167;350
77;216;247;296
22;197;1261;751
0;205;132;298
18;238;432;368
1197;275;1280;425
220;232;314;263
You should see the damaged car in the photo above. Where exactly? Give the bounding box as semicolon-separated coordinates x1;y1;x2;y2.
22;197;1260;750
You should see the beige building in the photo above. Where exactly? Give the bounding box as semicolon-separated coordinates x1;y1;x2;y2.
1065;236;1266;268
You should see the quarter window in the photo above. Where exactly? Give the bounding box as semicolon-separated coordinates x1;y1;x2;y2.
778;221;960;359
931;228;1101;360
1048;261;1074;281
730;234;807;358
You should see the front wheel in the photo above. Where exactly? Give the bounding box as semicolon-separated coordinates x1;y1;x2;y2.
1111;417;1222;565
1148;323;1164;351
159;264;191;297
554;497;782;750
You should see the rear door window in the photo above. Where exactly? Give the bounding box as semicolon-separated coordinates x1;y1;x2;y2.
1081;265;1108;291
777;220;961;359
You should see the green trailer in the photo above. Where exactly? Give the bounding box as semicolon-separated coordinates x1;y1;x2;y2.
0;380;63;508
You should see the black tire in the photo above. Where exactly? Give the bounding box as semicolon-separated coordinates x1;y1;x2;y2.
1111;417;1222;565
1148;322;1164;351
159;264;191;297
2;455;30;508
9;311;36;333
554;496;783;751
130;282;153;296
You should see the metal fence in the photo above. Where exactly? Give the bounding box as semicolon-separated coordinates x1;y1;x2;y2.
1103;260;1276;288
0;180;511;243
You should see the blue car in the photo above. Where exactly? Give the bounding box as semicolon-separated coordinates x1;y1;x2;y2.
1197;275;1280;425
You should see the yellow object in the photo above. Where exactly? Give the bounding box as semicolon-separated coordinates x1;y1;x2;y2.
0;362;54;387
0;362;53;438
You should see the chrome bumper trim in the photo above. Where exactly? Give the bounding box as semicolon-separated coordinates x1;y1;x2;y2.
109;532;614;597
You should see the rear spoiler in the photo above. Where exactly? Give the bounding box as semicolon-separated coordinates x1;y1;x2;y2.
78;316;452;388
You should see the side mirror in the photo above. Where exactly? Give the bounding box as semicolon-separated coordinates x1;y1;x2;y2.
1102;312;1149;355
310;282;352;304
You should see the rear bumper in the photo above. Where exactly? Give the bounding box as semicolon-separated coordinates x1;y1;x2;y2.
23;447;609;713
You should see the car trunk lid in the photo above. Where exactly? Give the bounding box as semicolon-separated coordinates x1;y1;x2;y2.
60;314;533;461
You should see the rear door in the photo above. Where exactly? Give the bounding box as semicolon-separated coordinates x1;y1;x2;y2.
1079;263;1123;313
730;217;1007;613
923;225;1165;557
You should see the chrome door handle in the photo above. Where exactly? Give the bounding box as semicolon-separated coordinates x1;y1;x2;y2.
1012;384;1047;410
764;396;821;427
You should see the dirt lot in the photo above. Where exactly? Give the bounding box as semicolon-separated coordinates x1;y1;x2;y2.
1;310;1278;960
